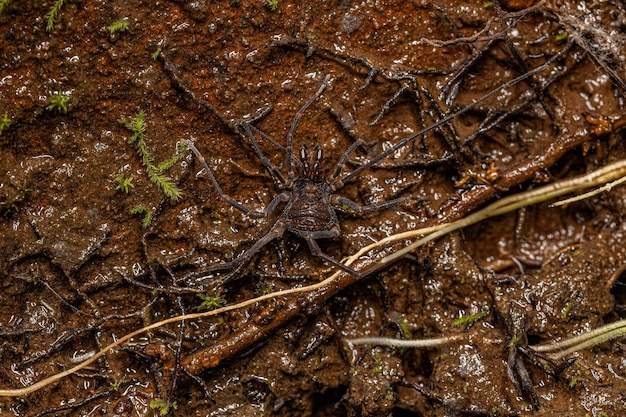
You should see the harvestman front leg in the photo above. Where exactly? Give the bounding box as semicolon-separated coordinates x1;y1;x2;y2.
184;140;291;279
185;140;289;219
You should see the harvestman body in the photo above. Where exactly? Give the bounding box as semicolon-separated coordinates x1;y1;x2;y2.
185;76;406;280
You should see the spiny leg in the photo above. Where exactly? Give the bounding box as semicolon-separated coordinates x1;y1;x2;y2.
185;139;289;219
305;235;361;278
329;138;364;186
240;122;287;187
333;195;412;215
286;75;331;176
420;86;476;163
247;124;304;171
181;220;288;284
337;43;571;186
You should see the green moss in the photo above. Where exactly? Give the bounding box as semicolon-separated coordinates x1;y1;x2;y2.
151;47;162;60
453;308;489;327
45;0;64;32
0;0;13;15
114;172;135;193
120;110;185;201
1;182;33;218
130;205;153;228
266;0;278;11
397;316;411;339
0;113;11;135
555;32;568;42
47;92;71;113
149;398;177;416
107;19;128;33
197;292;226;311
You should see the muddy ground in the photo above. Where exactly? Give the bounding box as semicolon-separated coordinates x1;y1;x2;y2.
1;0;626;416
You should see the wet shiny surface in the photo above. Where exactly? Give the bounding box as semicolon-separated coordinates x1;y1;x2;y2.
1;0;626;416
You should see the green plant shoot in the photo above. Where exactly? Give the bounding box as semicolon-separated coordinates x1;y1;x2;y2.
107;19;128;33
120;110;185;200
47;93;71;113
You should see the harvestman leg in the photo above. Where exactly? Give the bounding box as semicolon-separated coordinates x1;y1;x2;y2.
185;140;289;219
240;122;287;186
184;140;293;281
333;195;410;215
304;230;362;278
286;75;331;175
327;136;412;214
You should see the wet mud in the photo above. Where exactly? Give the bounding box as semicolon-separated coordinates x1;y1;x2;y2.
1;0;626;416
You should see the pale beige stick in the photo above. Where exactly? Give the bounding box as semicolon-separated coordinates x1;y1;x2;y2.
348;319;626;361
380;159;626;265
533;319;626;358
550;174;626;207
0;272;342;397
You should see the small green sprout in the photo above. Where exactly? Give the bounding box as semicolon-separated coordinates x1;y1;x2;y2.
555;32;568;42
0;0;13;15
120;111;184;200
373;351;384;374
397;316;411;339
507;335;521;348
47;93;71;114
562;301;575;318
0;112;10;135
107;19;128;34
149;398;177;416
266;0;278;11
197;293;226;311
257;282;274;296
1;181;33;218
151;47;162;60
114;172;135;193
45;0;64;32
384;390;394;401
130;205;153;228
483;1;494;8
453;308;489;327
306;34;316;41
108;381;119;392
158;140;187;171
569;376;584;388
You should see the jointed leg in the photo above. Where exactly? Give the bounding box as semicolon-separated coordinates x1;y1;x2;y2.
330;138;364;185
305;236;361;278
240;122;287;186
186;140;289;219
181;221;288;283
333;195;410;215
285;75;331;176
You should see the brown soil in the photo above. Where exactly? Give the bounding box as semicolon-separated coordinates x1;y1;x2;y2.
1;1;626;416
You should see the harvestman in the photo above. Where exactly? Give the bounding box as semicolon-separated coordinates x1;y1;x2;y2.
185;75;408;280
